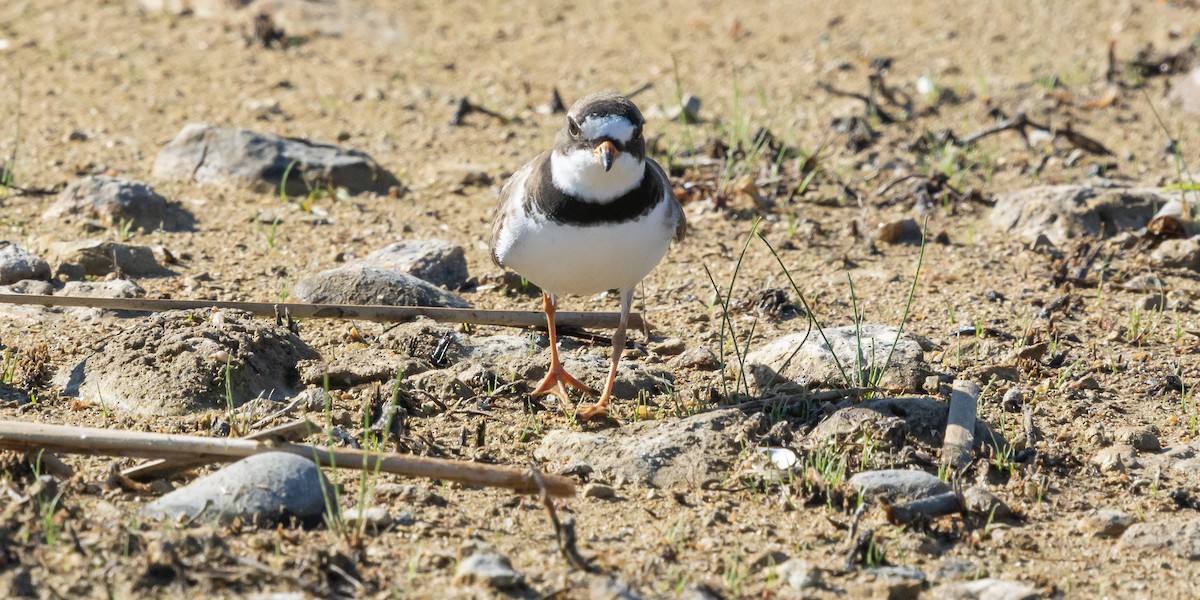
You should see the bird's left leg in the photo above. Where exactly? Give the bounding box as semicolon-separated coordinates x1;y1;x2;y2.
577;287;634;421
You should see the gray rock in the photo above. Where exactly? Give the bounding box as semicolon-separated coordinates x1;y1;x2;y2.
57;279;145;299
963;487;1011;519
1118;518;1200;559
1;279;54;295
558;355;674;399
1091;444;1139;472
48;239;166;278
587;575;641;600
743;325;930;393
1079;509;1134;538
535;409;747;488
869;566;925;600
292;264;468;307
1170;67;1200;114
1152;236;1200;271
990;185;1168;244
0;242;50;285
342;506;392;532
931;578;1042;600
777;559;821;590
454;543;524;589
848;469;951;501
1119;426;1162;452
141;452;331;526
357;240;469;289
665;94;702;123
58;308;319;415
807;396;1010;455
152;123;400;196
671;346;721;371
44;175;190;231
582;483;616;499
649;338;686;356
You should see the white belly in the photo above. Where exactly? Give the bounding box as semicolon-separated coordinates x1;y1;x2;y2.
497;202;672;296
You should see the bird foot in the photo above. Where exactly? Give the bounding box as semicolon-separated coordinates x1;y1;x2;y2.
575;400;610;422
532;363;597;403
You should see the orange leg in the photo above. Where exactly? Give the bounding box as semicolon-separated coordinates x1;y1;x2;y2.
577;288;634;421
532;293;597;403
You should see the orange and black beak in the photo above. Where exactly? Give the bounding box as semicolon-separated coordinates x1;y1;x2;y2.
593;140;619;172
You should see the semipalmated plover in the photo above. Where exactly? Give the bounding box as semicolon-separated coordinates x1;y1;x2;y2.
490;92;685;420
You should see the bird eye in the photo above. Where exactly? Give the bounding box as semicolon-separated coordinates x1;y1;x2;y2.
567;118;580;137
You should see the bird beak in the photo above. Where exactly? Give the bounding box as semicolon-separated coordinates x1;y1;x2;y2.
593;141;619;172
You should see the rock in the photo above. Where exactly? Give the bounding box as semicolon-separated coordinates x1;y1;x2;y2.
373;483;448;507
665;94;702;123
931;578;1042;600
454;543;524;589
582;483;617;499
557;355;674;399
292;264;468;307
1079;509;1134;538
807;397;1010;455
649;338;686;356
868;566;925;600
342;507;392;532
535;409;747;488
875;218;923;244
849;469;951;501
743;325;931;393
1122;273;1168;292
152;123;400;196
141;452;331;526
0;279;54;295
1170;67;1200;114
0;242;50;285
1118;518;1200;559
57;279;145;299
587;575;641;600
408;370;472;403
58;308;320;415
777;559;821;590
1091;444;1139;473
356;240;469;289
1119;426;1162;452
1139;293;1168;311
990;185;1169;244
963;487;1012;519
1001;388;1024;412
47;239;166;278
1151;236;1200;271
44;175;191;231
670;346;720;371
933;559;982;581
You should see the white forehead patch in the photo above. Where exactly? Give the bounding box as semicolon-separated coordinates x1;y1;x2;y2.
580;115;637;142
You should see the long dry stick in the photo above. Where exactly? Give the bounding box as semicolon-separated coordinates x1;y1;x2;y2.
0;293;645;331
0;419;574;497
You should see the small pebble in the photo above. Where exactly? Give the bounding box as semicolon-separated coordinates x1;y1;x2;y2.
1079;509;1133;538
649;338;686;356
582;483;616;499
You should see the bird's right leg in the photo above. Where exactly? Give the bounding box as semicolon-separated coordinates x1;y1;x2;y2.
531;293;597;402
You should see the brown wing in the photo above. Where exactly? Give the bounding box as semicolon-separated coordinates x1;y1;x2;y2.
647;158;686;242
488;154;543;268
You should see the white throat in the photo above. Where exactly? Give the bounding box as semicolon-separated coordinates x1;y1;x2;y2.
550;150;644;202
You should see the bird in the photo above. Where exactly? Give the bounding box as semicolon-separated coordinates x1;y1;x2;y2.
489;91;685;421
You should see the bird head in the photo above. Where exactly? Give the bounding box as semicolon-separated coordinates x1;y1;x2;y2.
551;92;647;200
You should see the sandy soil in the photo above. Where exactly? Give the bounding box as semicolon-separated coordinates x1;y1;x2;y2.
2;0;1200;598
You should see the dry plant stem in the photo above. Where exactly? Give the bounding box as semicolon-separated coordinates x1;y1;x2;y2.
882;491;963;525
530;462;598;573
942;380;980;471
0;419;575;497
0;293;645;331
122;419;316;481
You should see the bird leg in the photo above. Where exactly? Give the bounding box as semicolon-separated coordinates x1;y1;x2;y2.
532;293;597;403
577;288;634;421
